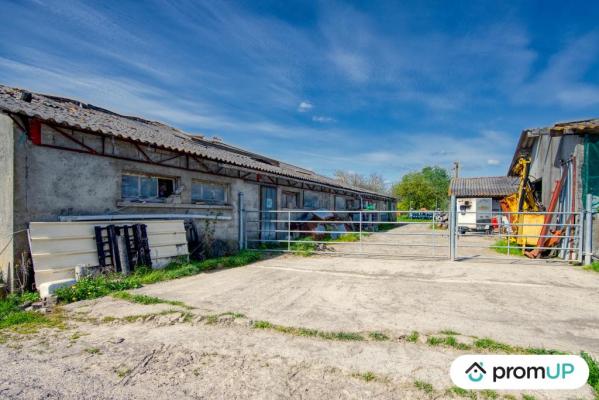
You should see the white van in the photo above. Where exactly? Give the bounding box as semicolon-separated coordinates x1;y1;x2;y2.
457;198;493;234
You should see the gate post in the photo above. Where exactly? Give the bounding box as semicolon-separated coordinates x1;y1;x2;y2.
584;193;593;265
450;195;457;261
238;192;245;250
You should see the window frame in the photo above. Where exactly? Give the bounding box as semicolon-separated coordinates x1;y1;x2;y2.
281;190;300;209
303;190;325;210
334;196;347;210
191;179;229;204
121;173;176;202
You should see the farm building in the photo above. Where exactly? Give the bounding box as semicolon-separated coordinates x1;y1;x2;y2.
0;84;395;290
508;118;599;212
508;118;598;256
448;176;519;234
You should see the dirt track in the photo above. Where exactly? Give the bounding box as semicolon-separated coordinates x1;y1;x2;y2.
1;249;597;399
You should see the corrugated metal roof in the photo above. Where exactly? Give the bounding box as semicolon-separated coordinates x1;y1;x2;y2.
551;118;599;134
0;84;392;199
449;176;519;197
508;117;599;173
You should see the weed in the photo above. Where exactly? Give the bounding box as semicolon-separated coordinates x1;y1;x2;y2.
353;371;378;382
521;395;536;400
480;389;498;399
112;292;191;308
414;380;434;394
220;312;246;319
525;347;564;355
491;239;524;256
369;331;389;341
502;395;517;400
252;320;273;329
85;347;101;355
70;331;88;341
447;386;476;399
427;335;471;350
252;320;363;341
473;338;514;353
440;329;460;335
0;293;65;332
406;331;419;342
201;311;246;325
584;262;599;273
114;366;131;378
581;351;599;395
426;336;445;346
55;251;261;303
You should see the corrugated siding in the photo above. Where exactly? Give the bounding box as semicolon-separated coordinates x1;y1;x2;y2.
29;220;188;286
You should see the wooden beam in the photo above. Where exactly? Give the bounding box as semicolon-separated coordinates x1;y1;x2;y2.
49;125;97;154
134;143;152;162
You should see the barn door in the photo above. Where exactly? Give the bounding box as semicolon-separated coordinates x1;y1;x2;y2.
260;186;277;241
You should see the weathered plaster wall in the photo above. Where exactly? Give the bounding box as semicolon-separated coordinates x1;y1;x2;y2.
0;114;15;284
11;124;262;255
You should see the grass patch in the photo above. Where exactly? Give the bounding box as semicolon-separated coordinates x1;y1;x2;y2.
473;337;513;352
406;331;419;342
84;347;101;355
440;329;460;335
204;311;246;325
55;250;261;303
584;261;599;273
368;331;389;341
352;371;378;382
581;351;599;396
480;389;498;399
0;292;62;332
490;239;524;256
414;380;434;394
446;386;476;399
114;366;131;378
427;335;471;350
252;320;364;341
521;395;536;400
111;291;190;308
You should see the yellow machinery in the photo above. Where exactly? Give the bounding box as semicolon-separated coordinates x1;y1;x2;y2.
500;157;544;246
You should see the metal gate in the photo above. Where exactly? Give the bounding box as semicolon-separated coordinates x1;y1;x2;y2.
244;209;450;259
448;194;591;264
240;194;594;265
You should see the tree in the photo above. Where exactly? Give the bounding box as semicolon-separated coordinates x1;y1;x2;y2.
334;170;388;194
391;166;450;210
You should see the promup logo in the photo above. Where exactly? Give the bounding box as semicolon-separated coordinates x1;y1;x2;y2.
450;355;588;390
465;362;486;382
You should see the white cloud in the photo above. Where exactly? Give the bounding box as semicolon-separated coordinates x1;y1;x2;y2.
312;115;335;123
297;101;313;112
487;159;500;165
514;31;599;107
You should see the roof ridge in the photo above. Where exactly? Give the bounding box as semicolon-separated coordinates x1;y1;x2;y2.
0;83;393;199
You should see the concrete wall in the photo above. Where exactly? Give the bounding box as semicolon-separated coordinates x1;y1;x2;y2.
11;123;262;256
0;114;15;285
7;120;393;265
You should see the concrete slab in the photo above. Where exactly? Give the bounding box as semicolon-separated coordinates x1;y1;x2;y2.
137;254;599;353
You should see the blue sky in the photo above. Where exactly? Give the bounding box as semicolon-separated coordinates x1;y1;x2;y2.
1;1;598;185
